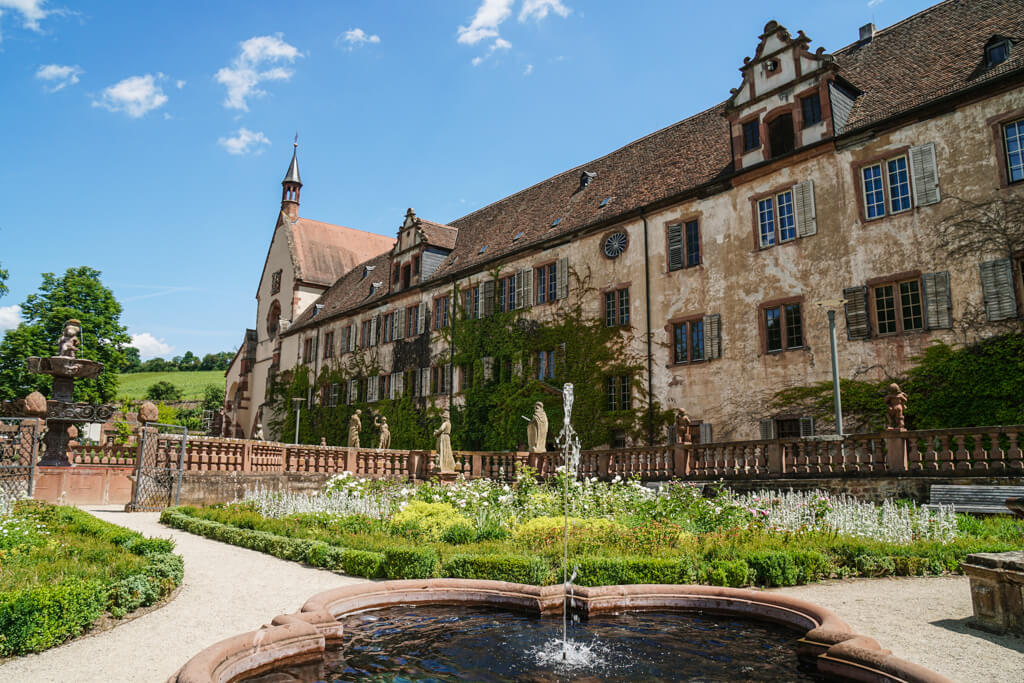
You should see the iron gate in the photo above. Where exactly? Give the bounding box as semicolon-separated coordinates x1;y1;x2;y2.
0;417;40;508
128;422;186;511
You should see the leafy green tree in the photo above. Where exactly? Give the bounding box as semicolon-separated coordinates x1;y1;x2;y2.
0;262;8;298
202;385;225;412
0;267;130;402
121;347;142;373
140;357;173;372
178;351;200;371
146;380;182;402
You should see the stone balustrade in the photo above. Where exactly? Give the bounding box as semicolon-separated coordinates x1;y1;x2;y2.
55;424;1024;482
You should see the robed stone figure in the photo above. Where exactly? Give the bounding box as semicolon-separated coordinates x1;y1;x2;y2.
348;409;362;448
527;401;548;453
434;409;454;472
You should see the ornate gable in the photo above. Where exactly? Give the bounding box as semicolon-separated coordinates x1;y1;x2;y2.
725;21;840;170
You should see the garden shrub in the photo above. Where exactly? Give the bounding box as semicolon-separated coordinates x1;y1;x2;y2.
107;574;161;618
700;559;750;587
390;502;470;541
746;551;799;587
442;553;549;585
575;555;696;587
440;522;476;545
382;547;439;579
0;578;107;656
513;516;622;550
340;548;386;578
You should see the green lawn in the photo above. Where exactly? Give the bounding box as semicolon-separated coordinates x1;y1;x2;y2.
115;370;224;400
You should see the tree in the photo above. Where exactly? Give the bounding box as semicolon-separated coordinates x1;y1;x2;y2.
202;385;225;412
0;267;130;402
178;351;200;371
121;347;142;373
147;380;182;401
0;262;8;299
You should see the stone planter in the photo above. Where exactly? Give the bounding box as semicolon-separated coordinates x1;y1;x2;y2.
962;551;1024;635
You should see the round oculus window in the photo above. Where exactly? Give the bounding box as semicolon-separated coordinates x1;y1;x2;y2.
603;232;628;258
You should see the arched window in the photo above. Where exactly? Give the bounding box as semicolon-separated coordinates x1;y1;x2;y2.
266;300;281;339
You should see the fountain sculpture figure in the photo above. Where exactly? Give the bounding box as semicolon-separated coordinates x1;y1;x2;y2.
25;320;114;466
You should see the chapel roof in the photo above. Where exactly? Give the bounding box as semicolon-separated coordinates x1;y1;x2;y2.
289;216;395;287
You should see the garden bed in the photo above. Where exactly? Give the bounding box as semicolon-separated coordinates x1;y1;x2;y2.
160;471;1023;588
0;501;183;657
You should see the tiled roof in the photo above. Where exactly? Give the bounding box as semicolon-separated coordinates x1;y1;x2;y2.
417;219;459;250
290;251;394;329
285;0;1023;336
833;0;1024;132
290;217;395;287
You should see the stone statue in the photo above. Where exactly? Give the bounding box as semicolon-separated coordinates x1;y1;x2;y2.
434;409;454;472
253;422;264;440
57;319;81;358
375;415;391;449
320;437;327;446
138;401;159;424
674;408;692;445
348;409;362;448
23;391;47;418
885;383;908;430
526;401;548;453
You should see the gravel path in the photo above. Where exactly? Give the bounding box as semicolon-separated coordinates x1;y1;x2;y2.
1;509;1020;682
0;506;369;683
775;576;1024;682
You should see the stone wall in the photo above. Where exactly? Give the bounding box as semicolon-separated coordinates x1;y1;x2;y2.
176;471;333;507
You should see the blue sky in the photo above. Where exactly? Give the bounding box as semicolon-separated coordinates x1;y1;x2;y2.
0;0;937;359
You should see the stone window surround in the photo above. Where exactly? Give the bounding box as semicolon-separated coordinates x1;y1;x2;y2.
663;213;703;273
749;182;799;250
758;295;805;355
600;282;631;327
865;270;926;337
665;313;707;367
731;82;833;168
738;107;766;153
987;107;1024;189
849;145;914;224
432;293;450;329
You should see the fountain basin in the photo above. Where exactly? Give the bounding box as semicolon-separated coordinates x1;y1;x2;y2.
169;580;951;683
25;356;104;379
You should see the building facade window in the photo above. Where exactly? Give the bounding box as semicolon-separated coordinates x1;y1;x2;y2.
767;113;795;157
1004;118;1024;184
801;92;821;126
498;273;517;312
861;153;921;219
667;220;700;271
270;270;282;295
605;375;632;411
987;40;1011;67
604;288;630;327
406;305;419;336
536;263;558;304
758;191;795;247
463;285;480;319
537;350;555;380
743;120;760;151
323;331;334;359
672;319;705;364
434;295;450;329
302;338;314;363
764;302;803;353
873;279;924;334
360;320;371;347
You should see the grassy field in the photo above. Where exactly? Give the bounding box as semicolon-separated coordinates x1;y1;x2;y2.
115;370;224;400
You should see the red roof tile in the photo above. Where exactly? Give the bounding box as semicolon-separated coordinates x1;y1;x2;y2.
290;217;395;287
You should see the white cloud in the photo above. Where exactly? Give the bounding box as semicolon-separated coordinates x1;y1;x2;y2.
523;63;533;76
175;79;186;89
868;0;884;6
130;332;173;359
35;63;82;92
93;73;168;118
338;27;380;50
215;34;301;111
0;0;51;40
471;56;483;67
519;0;571;22
457;0;513;45
492;37;511;51
218;127;271;155
0;305;21;333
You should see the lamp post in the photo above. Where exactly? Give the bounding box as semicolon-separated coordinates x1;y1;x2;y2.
815;300;847;437
291;397;305;444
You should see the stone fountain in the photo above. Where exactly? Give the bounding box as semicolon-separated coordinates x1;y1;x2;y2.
25;319;115;466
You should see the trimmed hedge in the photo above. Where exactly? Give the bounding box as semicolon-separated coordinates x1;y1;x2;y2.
575;556;696;587
383;548;439;579
442;553;550;585
0;502;183;656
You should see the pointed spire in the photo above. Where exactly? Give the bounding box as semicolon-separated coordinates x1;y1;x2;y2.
282;135;302;186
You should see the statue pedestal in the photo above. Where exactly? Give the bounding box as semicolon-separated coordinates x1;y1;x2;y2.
438;471;458;485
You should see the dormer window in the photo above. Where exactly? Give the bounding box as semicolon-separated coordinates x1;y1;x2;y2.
987;39;1011;67
800;93;821;127
743;120;760;152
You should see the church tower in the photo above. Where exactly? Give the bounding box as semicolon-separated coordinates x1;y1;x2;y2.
281;141;302;219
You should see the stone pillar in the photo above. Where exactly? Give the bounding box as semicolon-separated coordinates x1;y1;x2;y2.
765;442;784;474
885;429;908;472
598;452;610;480
241;441;252;473
962;552;1024;635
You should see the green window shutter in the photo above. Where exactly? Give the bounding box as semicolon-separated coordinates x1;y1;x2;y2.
909;142;940;206
980;258;1018;321
703;313;722;359
922;271;953;329
395;309;405;339
843;286;872;340
794;179;817;237
482;280;495;317
799;416;815;437
557;258;569;300
759;418;776;440
520;268;533;308
667;224;684;271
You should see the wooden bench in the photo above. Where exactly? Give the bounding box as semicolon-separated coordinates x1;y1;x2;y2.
926;485;1024;514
